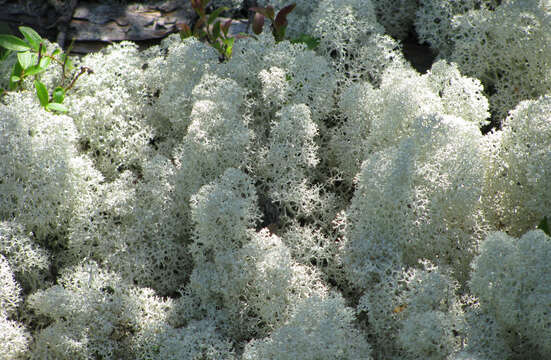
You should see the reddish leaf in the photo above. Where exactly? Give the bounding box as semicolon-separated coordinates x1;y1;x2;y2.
191;0;201;11
193;17;206;35
221;19;232;37
252;13;265;35
274;3;296;29
179;23;193;39
191;0;206;18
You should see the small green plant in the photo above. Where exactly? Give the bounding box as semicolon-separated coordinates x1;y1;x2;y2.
250;3;296;42
180;1;320;61
289;33;321;51
251;4;320;50
179;0;239;62
0;26;92;113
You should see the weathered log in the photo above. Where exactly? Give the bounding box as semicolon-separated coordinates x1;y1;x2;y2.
69;1;196;42
0;0;258;54
0;0;237;54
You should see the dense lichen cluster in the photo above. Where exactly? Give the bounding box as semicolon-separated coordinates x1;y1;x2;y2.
1;1;550;359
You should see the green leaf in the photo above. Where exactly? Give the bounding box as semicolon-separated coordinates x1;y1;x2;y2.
19;26;42;51
52;48;61;57
9;62;23;90
61;55;74;72
0;47;12;62
208;7;229;25
17;52;34;69
0;34;31;51
212;42;222;53
39;56;51;68
224;37;234;58
46;102;68;113
212;21;221;40
274;26;287;42
34;80;49;107
67;58;74;72
538;216;550;236
25;65;47;76
52;86;65;103
290;34;321;50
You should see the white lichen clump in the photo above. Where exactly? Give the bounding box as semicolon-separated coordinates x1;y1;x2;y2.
0;0;549;358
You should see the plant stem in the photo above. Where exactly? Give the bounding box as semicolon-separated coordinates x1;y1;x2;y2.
64;66;93;94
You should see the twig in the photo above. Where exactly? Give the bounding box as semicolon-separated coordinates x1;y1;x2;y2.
62;37;75;83
37;42;42;66
64;66;92;93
